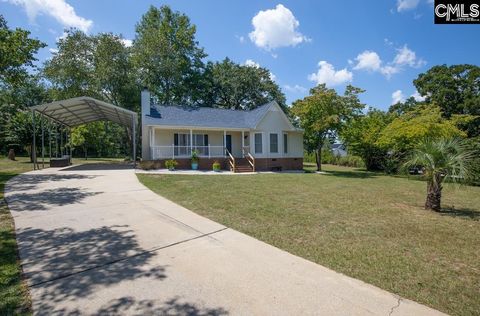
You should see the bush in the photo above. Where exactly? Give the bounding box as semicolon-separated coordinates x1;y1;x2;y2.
336;155;365;168
212;160;221;171
165;159;178;170
139;160;156;170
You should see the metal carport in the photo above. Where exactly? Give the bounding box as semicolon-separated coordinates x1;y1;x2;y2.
30;96;138;168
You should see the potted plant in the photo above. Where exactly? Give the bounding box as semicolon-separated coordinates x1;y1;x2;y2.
212;160;221;172
191;150;199;170
165;159;178;171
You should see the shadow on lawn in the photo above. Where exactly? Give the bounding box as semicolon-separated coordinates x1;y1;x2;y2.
322;169;380;179
440;207;480;221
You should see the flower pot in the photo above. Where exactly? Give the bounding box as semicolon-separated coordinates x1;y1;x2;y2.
213;168;220;172
191;162;198;170
168;167;175;171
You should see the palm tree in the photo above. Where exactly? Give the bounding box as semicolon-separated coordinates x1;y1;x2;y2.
403;138;474;211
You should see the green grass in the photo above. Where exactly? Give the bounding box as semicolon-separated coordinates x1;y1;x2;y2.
138;164;480;316
0;156;125;315
0;157;33;315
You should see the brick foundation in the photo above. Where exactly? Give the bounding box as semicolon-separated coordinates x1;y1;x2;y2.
253;158;303;171
140;157;303;171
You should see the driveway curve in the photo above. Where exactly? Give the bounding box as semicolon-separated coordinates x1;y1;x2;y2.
5;164;444;315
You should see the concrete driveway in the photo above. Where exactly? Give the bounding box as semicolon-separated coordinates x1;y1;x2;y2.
5;164;445;315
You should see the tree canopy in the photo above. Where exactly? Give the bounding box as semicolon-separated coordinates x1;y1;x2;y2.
291;84;364;170
133;5;207;105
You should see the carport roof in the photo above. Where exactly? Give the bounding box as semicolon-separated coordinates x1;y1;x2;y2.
31;96;137;129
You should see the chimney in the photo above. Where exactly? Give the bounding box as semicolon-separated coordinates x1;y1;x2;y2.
141;88;150;117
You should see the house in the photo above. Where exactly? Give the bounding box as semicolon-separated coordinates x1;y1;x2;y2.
331;143;347;157
141;90;304;172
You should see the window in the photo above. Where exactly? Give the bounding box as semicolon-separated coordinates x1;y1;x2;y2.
270;133;278;153
254;133;263;154
174;133;208;156
283;133;288;154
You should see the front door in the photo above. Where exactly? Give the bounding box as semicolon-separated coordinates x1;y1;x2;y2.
226;135;232;154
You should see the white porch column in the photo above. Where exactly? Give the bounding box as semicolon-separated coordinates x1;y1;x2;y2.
190;129;193;155
223;130;226;157
241;131;244;149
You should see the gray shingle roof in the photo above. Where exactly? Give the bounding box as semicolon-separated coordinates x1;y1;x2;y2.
147;102;274;129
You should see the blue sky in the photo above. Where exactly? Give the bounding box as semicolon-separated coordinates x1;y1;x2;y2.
2;0;479;110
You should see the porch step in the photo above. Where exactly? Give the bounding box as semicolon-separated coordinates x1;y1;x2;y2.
233;159;254;173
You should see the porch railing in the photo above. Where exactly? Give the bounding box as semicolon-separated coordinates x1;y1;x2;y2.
151;145;225;160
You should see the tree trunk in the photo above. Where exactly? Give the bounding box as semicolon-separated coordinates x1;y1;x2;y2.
315;137;325;171
425;177;442;211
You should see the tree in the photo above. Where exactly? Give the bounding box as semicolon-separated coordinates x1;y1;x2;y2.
43;30;138;158
377;105;470;154
0;15;45;87
44;29;96;99
414;64;480;136
133;5;206;105
403;138;474;211
291;84;364;171
0;75;50;153
203;58;286;110
341;109;391;171
93;33;139;112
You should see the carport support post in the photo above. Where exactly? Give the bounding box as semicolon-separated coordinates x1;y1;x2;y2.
32;109;36;170
69;128;73;165
132;116;136;168
41;117;45;169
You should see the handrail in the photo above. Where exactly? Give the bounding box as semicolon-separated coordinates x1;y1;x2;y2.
242;147;255;172
226;148;235;171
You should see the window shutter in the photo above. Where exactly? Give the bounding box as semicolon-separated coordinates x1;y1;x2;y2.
174;133;178;146
204;134;208;146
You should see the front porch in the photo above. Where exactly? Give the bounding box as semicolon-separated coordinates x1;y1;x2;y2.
148;128;251;160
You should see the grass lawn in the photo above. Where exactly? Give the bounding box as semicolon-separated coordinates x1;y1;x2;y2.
0;156;126;315
138;163;480;316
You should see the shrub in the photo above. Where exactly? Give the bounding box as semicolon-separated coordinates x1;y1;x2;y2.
165;159;178;170
191;150;199;163
139;160;156;170
212;160;221;171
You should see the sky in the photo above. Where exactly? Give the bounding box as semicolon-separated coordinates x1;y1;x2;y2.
1;0;479;110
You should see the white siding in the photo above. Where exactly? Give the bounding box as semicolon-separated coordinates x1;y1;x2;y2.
252;106;303;158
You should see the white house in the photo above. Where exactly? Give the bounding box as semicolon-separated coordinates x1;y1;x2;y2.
141;90;304;172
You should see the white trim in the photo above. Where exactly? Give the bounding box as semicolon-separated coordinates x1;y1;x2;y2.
252;101;296;131
254;132;263;154
145;124;249;132
269;133;279;153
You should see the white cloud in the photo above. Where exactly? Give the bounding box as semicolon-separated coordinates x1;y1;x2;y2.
392;90;405;104
121;39;133;47
244;59;276;81
380;65;401;78
244;59;260;68
352;45;425;79
283;84;307;93
308;61;353;87
397;0;420;12
411;90;426;101
5;0;93;32
249;4;309;51
49;48;59;54
353;50;382;72
393;45;425;68
55;31;68;42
